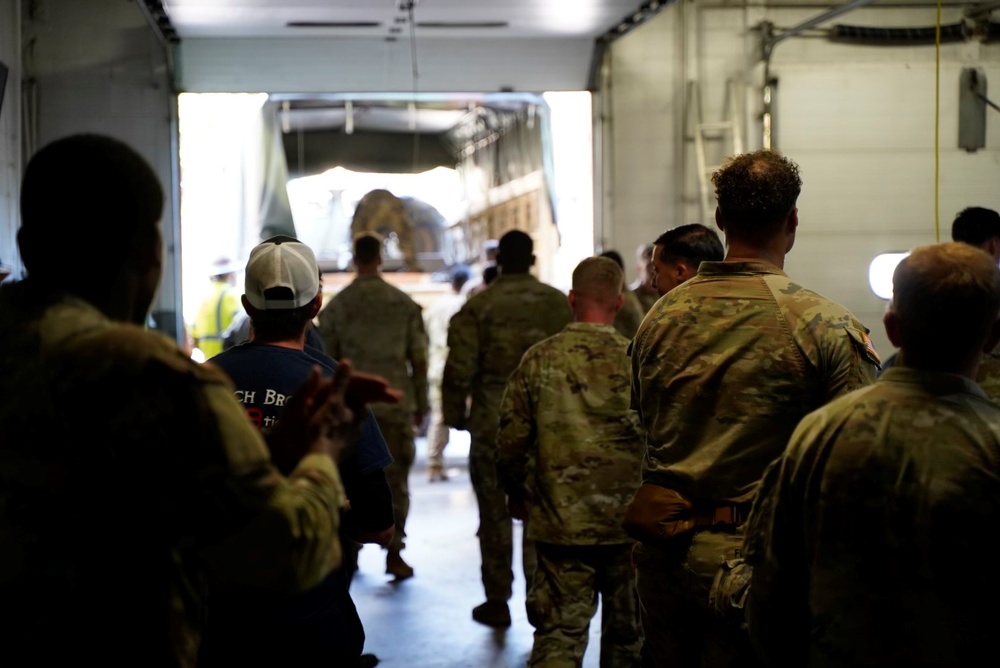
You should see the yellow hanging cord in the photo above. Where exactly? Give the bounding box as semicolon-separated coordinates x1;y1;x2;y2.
934;0;942;242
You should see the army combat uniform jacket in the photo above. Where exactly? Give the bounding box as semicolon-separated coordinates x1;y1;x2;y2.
630;260;881;504
496;322;644;544
442;272;572;439
0;283;345;668
746;367;1000;667
318;273;429;422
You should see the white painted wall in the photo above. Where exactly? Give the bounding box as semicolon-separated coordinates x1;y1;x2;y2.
10;0;181;338
603;2;1000;358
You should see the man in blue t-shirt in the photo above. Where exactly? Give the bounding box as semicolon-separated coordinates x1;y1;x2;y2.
202;236;397;668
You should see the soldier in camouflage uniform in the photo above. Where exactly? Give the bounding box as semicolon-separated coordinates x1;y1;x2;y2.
882;207;1000;401
497;256;644;667
599;250;646;340
0;134;390;667
649;223;724;297
350;189;420;271
442;229;573;628
745;242;1000;666
318;232;429;580
627;150;881;667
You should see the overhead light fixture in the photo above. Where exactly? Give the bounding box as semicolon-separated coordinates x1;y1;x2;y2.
868;251;910;300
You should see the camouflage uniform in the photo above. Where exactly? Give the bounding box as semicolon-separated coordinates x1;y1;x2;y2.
745;366;1000;667
612;288;647;340
442;272;573;604
0;283;345;668
629;260;881;667
497;322;644;667
318;273;429;554
977;350;1000;403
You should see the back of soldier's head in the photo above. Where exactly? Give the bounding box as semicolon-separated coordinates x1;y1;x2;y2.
599;250;626;271
497;230;533;273
654;224;725;266
711;150;801;243
951;207;1000;249
19;133;163;286
353;233;383;266
573;256;623;306
892;242;1000;365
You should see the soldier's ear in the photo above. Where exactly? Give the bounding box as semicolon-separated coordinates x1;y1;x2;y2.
883;308;903;349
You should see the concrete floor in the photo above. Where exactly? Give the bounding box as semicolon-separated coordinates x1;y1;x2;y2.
349;436;602;668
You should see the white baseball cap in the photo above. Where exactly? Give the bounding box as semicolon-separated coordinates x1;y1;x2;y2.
243;235;320;310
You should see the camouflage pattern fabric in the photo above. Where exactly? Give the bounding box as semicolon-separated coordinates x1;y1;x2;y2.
442;272;572;602
612;289;646;341
0;283;344;668
350;189;419;270
496;322;644;545
497;322;643;667
318;274;429;421
977;350;1000;403
630;260;881;503
745;367;1000;667
318;273;428;552
633;532;756;667
628;260;880;668
527;542;641;668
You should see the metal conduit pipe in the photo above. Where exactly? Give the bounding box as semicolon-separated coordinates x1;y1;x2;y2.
829;23;967;44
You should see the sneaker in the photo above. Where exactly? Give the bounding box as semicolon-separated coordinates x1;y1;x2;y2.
386;550;414;580
471;600;511;628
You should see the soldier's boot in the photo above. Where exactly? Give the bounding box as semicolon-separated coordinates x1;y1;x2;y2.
386;549;414;580
471;600;511;628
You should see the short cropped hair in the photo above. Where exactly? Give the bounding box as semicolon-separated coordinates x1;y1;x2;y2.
892;242;1000;364
573;256;623;306
19;134;163;283
711;150;802;240
249;300;316;341
653;224;725;266
599;250;626;271
497;230;533;269
952;207;1000;248
353;233;383;265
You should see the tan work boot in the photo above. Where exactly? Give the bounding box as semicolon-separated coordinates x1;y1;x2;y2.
386;549;414;580
428;465;448;482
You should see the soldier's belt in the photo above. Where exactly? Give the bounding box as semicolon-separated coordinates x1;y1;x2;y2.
623;482;749;547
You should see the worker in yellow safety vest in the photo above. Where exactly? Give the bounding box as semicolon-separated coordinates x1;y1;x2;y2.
190;257;242;360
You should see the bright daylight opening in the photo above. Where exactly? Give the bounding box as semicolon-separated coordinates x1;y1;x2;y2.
177;91;594;333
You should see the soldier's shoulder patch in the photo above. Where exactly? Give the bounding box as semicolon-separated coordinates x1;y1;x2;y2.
846;327;881;367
